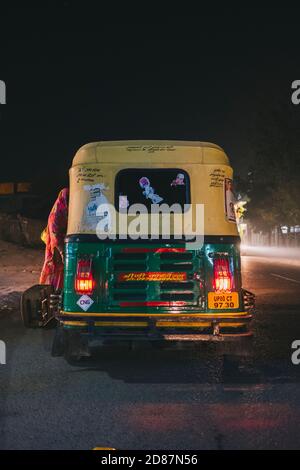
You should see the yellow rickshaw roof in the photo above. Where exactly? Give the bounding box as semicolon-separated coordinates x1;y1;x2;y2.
72;140;230;166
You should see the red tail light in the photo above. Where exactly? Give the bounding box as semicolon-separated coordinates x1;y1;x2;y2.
213;257;233;293
75;258;95;295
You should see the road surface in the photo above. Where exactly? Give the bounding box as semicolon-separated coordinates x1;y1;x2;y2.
1;252;300;450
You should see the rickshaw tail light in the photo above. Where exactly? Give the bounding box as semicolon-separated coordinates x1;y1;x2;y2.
213;257;233;293
75;258;95;295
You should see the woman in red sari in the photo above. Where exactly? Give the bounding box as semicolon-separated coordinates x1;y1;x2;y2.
40;188;69;290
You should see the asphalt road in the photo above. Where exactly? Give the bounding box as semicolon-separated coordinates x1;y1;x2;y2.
1;254;300;450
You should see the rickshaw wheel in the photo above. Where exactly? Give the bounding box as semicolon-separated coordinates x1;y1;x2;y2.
51;325;66;357
58;329;91;363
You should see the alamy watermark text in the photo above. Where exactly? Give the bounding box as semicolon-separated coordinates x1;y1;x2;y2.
0;80;6;104
0;340;6;365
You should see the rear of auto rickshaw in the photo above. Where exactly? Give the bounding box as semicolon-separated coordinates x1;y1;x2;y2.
22;140;255;359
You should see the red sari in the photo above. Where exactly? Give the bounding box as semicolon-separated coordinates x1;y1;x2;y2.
39;188;69;290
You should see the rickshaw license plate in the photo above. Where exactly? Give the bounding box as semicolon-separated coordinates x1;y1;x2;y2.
208;292;239;310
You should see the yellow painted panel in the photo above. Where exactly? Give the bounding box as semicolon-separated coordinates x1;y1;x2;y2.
62;319;246;329
67;140;238;237
94;321;148;327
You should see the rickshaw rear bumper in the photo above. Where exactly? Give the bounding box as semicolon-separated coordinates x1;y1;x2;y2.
59;311;253;343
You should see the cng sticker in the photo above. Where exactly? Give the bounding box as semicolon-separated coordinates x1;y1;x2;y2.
77;295;94;312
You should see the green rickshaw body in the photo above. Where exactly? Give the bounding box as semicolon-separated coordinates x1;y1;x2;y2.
60;141;254;343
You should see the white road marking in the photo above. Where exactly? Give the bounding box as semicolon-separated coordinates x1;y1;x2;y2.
271;273;300;284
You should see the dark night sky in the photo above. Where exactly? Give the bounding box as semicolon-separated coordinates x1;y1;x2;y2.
1;4;300;192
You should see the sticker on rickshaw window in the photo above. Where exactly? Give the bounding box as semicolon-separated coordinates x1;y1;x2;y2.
139;177;164;204
118;272;188;282
224;178;237;223
208;292;239;310
170;173;185;187
119;195;129;209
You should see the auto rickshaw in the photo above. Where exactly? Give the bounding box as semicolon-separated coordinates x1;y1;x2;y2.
21;140;255;359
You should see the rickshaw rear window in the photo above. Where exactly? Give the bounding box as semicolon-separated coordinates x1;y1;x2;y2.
115;169;190;211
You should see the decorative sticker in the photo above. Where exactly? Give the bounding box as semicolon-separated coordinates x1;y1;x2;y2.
77;295;94;312
119;195;129;209
83;183;111;231
139;177;163;204
224;178;237;223
118;272;188;282
171;173;185;187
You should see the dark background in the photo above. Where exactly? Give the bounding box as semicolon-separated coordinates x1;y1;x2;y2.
0;4;300;213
